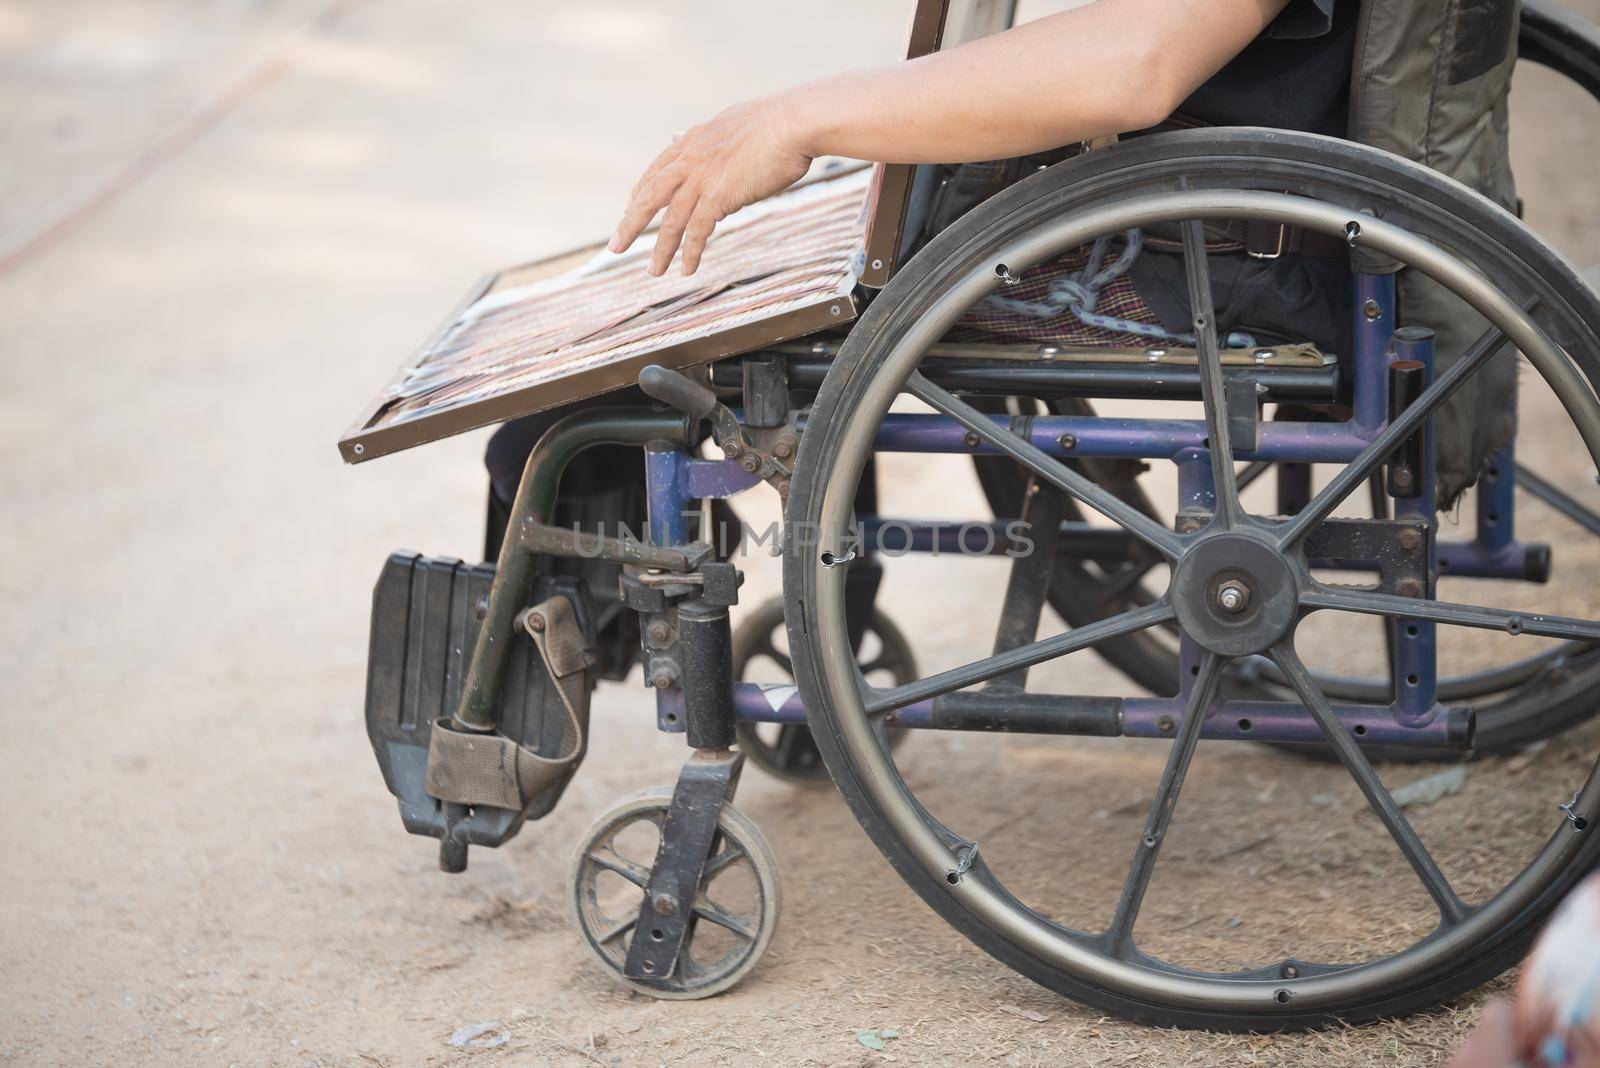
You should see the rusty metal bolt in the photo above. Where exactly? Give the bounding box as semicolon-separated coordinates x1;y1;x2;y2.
1058;433;1078;451
963;430;982;449
525;611;546;632
1398;528;1420;552
474;595;489;621
773;437;796;459
1363;298;1382;322
646;620;672;645
1157;714;1176;733
1397;577;1424;598
1391;467;1414;490
651;667;677;688
652;894;677;917
722;439;743;459
740;454;762;473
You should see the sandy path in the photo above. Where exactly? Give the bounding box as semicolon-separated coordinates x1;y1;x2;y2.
3;2;1600;1065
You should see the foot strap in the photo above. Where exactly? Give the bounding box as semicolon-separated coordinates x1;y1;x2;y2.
424;594;593;810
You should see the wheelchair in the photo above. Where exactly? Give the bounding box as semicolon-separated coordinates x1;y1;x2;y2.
342;0;1600;1030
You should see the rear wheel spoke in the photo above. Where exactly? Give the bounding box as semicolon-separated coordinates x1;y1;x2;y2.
864;601;1174;715
859;655;890;675
1302;586;1600;643
1516;462;1600;536
1179;220;1244;529
774;724;803;765
757;639;794;677
1367;473;1397;699
1104;651;1226;956
1236;460;1272;493
1279;316;1521;548
1094;558;1159;607
907;372;1183;560
1367;470;1390;521
1269;643;1468;924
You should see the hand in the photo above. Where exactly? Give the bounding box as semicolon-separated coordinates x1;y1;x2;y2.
608;95;814;276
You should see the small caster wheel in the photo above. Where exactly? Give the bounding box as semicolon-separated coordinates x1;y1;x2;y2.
732;596;918;784
568;787;780;999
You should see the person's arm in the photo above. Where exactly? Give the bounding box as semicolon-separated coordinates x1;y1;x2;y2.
611;0;1288;276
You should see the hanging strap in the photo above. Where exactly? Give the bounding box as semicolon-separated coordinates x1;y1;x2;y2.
983;228;1256;348
424;594;593;810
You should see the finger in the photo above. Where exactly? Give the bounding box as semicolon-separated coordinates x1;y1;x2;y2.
679;201;721;276
610;166;684;254
649;184;700;276
630;140;686;202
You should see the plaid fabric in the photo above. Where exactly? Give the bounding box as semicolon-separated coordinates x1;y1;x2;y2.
949;240;1162;347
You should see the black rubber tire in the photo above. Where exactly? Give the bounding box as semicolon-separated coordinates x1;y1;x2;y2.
784;128;1600;1029
1521;0;1600;101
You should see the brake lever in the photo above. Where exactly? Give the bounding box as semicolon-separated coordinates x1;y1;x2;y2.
638;365;792;493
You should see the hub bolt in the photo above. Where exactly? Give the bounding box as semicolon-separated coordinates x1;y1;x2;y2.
1216;581;1251;614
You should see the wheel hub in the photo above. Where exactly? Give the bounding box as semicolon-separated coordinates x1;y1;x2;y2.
1171;532;1300;656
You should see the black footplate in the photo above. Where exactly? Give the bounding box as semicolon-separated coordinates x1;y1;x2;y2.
365;552;595;867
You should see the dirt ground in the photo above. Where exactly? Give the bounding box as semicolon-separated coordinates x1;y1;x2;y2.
4;2;1600;1066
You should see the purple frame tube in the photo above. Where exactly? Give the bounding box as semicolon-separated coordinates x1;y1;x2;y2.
653;682;1469;750
1435;537;1546;581
1437;392;1546;581
1390;328;1440;724
644;443;691;548
1352;272;1395;433
871;413;1372;463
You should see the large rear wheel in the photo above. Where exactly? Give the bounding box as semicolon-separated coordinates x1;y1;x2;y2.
785;129;1600;1029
